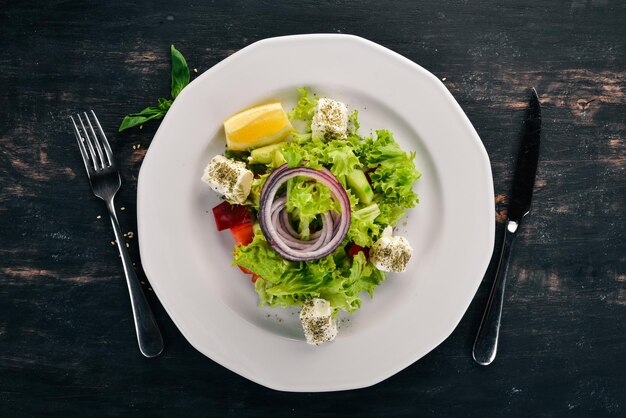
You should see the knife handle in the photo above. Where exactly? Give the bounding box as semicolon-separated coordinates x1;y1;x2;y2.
472;220;517;365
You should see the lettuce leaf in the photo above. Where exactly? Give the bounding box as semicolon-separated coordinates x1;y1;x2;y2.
286;176;340;239
235;235;385;312
375;203;408;228
323;140;361;180
348;203;381;247
348;109;360;134
246;172;269;210
288;87;318;132
361;130;421;226
281;137;361;179
361;129;408;165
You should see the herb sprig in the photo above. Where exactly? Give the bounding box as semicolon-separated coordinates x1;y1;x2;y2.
119;45;190;132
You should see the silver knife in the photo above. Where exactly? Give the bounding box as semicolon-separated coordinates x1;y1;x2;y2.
472;88;541;366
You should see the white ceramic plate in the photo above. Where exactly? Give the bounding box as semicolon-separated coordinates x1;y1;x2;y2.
137;34;494;392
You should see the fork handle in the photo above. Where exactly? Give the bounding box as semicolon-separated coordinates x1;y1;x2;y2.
106;200;164;358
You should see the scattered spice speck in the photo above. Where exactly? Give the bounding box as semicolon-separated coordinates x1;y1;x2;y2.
97;215;101;219
121;207;125;211
277;318;283;323
132;145;136;150
139;125;143;130
127;232;134;239
126;243;129;248
148;288;153;291
111;241;115;245
193;68;198;73
442;77;447;81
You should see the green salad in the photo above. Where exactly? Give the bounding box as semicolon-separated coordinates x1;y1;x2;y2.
203;88;421;344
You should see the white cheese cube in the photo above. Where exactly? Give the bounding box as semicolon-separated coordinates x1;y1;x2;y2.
311;98;348;140
299;298;338;345
369;226;413;273
201;155;253;204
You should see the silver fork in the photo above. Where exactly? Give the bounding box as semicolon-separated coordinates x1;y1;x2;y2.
71;110;163;358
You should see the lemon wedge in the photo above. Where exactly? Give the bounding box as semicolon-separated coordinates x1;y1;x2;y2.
224;102;293;150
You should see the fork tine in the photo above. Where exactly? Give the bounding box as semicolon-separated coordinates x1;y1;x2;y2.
90;110;113;166
83;112;107;168
70;116;93;172
77;113;102;170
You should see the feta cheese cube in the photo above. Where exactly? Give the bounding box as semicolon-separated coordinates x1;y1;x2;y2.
311;98;348;140
201;155;253;204
299;298;338;345
369;226;413;273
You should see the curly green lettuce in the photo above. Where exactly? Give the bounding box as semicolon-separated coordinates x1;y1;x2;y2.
232;89;420;313
358;130;421;228
348;203;381;247
286;177;340;239
288;87;318;131
234;234;385;313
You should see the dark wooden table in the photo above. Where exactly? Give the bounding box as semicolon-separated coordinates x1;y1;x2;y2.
1;1;625;416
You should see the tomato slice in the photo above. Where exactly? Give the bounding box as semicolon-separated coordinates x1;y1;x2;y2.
238;265;253;274
230;223;254;246
348;243;369;258
251;273;260;283
212;201;252;231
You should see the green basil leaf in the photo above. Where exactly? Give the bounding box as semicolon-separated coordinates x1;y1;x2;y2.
118;106;166;132
119;45;189;132
170;45;189;99
157;97;172;111
130;106;161;116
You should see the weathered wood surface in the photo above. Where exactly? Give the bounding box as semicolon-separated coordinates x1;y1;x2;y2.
0;0;625;416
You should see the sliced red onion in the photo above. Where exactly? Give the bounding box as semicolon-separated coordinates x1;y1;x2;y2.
279;210;298;237
273;211;322;250
259;164;351;261
309;212;332;252
278;202;323;240
270;196;330;251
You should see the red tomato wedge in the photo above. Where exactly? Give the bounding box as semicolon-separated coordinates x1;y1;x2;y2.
251;273;260;283
212;201;252;231
230;223;254;246
348;243;369;258
238;265;253;274
212;202;257;283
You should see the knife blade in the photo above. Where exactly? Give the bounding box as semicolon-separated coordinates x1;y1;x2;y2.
472;88;541;365
508;88;541;225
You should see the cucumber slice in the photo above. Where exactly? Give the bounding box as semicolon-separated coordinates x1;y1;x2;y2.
248;142;286;164
346;169;374;205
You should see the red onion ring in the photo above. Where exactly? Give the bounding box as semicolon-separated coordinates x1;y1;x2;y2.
259;165;351;261
278;207;323;240
270;196;330;251
270;198;328;250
